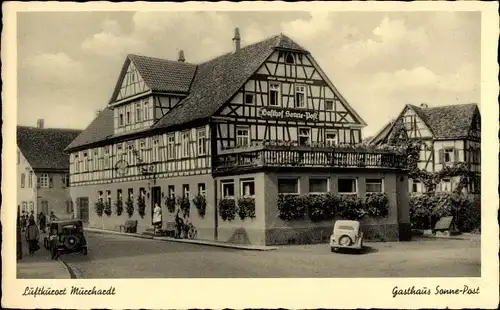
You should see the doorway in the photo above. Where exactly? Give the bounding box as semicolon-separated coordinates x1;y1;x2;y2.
78;197;89;223
151;186;162;224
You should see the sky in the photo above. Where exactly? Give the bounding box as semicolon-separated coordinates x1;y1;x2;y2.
17;11;481;138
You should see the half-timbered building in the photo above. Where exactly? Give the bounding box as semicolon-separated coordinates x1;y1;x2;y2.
369;103;481;195
65;29;410;245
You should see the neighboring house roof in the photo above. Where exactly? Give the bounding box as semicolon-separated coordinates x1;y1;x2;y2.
66;33;363;152
369;103;480;144
17;126;82;171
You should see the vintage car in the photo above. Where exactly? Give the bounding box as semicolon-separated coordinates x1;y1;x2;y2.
44;220;88;256
330;220;363;252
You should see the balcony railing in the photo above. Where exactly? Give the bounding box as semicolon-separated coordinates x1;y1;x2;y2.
214;141;407;173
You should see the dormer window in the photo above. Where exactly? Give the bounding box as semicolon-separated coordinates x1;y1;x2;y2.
285;53;295;64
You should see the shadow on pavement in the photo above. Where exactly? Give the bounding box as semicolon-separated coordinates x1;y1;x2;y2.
333;246;379;255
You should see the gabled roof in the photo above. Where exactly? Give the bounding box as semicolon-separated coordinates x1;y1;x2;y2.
409;103;479;139
109;54;197;103
17;126;82;171
153;34;307;129
65;108;114;151
369;103;480;144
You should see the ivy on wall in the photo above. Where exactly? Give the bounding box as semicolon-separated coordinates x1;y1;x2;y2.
165;197;176;213
125;197;134;218
193;193;207;218
94;201;104;217
137;195;146;218
237;197;256;220
104;201;112;217
115;198;124;216
219;198;236;221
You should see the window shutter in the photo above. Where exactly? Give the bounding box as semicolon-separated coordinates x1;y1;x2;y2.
438;149;444;164
49;175;53;188
454;149;459;163
37;176;40;188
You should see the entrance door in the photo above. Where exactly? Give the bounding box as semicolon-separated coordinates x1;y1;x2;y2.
78;197;89;223
151;186;162;224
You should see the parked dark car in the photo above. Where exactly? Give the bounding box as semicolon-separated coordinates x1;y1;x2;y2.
44;220;88;256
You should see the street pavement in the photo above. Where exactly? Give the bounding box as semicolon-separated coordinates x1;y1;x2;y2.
16;232;71;279
59;232;481;278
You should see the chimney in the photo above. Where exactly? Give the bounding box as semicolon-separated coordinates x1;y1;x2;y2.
178;50;185;62
420;103;429;108
232;27;241;53
36;119;44;129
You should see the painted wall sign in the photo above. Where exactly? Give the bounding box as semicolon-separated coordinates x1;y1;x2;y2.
259;107;319;122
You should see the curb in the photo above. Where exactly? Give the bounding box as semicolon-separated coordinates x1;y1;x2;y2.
416;234;480;241
60;259;77;279
86;228;277;251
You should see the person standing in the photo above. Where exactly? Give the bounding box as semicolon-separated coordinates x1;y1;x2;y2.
153;202;162;235
175;210;184;239
38;212;47;233
25;218;40;255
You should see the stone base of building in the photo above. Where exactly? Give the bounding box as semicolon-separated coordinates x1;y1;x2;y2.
265;224;407;246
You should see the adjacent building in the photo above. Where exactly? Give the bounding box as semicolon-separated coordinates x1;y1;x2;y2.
65;29;410;245
17;120;82;218
369;103;481;195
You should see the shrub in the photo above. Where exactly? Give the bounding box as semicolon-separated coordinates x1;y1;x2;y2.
219;198;236;221
125;197;134;218
409;194;433;229
137;195;146;218
115;198;123;216
455;196;480;232
104;201;112;216
178;196;191;218
336;194;365;220
192;193;207;218
306;194;336;222
277;194;306;221
165;197;176;213
364;193;389;217
237;197;256;220
94;200;105;217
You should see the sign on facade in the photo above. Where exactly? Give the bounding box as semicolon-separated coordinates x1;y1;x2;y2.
259;107;319;122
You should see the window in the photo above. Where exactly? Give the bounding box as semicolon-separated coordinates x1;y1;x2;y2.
168;185;175;198
278;178;299;194
143;102;149;120
197;129;206;156
29;201;34;212
98;191;104;203
285;53;295;64
93;150;99;170
241;179;255;197
309;178;328;194
441;179;451;192
152;139;159;161
39;173;49;188
167;135;175;160
63;174;70;188
269;83;280;106
106;190;112;206
128;144;134;163
20;173;25;188
443;148;454;163
298;128;311;146
28;171;33;188
139;188;146;198
126;111;131;124
117;189;122;200
412;180;421;193
325;130;338;146
74;154;79;173
119;113;124;126
198;183;206;196
183;184;190;199
41;200;48;214
325;100;334;111
66;200;73;214
245;94;254;105
22;202;27;212
366;179;383;193
181;132;190;158
221;181;235;198
403;115;415;130
128;188;134;200
295;85;306;108
136;103;142;122
104;147;110;168
338;178;357;194
236;127;250;147
83;152;89;171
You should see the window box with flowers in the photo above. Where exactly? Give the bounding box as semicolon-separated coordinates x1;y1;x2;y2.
192;193;207;218
178;196;191;218
219;198;236;221
137;190;146;218
94;200;105;217
165;196;176;213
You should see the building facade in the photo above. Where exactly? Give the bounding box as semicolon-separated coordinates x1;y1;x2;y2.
66;29;410;245
17;121;81;218
369;103;481;195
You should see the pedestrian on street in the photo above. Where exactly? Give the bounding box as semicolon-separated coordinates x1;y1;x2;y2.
175;210;184;239
48;211;58;226
25;218;40;255
29;210;35;223
153;203;162;234
38;212;47;233
48;227;59;260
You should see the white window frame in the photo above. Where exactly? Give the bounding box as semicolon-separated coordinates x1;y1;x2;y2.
366;178;384;194
198;183;206;196
168;185;175;199
236;127;250;147
40;173;49;188
298;127;311;146
182;184;190;199
294;85;307;108
29;171;33;188
20;173;25;188
308;177;329;195
152;139;159;162
106;190;112;206
74;154;79;173
126;111;131;125
197;129;206;156
325;129;338;146
338;178;358;195
119;113;124;127
444;148;454;163
221;181;235;199
269;83;281;107
181;132;190;158
143;101;149;121
167;134;175;160
136;103;142;122
83;152;89;171
412;179;421;193
325;100;334;111
441;178;452;192
240;179;256;197
104;146;110;168
98;191;104;203
127;144;134;164
278;178;300;195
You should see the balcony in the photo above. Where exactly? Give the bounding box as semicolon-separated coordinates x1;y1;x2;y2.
213;141;408;174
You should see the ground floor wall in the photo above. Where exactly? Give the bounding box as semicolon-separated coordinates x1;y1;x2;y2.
37;188;73;220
